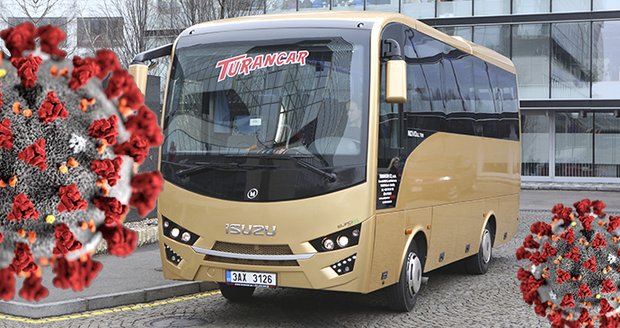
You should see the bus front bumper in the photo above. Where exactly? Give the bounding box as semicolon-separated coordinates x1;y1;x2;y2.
158;218;374;293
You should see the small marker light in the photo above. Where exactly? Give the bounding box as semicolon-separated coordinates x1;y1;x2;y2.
352;229;360;238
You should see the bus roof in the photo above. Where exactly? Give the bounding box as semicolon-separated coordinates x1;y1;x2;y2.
182;11;516;74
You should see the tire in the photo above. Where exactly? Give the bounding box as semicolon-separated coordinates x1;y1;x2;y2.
464;223;494;275
388;241;424;312
218;283;255;302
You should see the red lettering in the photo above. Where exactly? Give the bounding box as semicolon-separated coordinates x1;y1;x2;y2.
239;58;253;76
275;52;287;66
250;55;264;71
297;50;309;65
264;53;277;67
284;51;297;65
216;54;246;81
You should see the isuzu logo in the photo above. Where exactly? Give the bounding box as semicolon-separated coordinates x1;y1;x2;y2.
247;188;259;199
225;224;277;236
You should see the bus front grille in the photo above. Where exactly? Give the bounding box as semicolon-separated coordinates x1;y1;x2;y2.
211;242;294;256
204;255;299;266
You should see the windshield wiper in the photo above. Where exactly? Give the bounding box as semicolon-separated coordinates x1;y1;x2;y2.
177;161;277;178
224;153;337;183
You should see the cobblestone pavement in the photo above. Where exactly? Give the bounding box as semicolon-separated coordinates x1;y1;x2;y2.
2;211;557;328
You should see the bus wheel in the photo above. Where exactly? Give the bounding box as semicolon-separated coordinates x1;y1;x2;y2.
464;223;494;275
218;283;255;302
388;242;424;312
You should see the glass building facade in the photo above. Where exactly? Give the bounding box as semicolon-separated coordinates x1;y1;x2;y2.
262;0;620;183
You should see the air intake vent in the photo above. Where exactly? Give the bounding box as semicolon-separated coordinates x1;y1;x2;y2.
211;242;293;256
205;255;298;267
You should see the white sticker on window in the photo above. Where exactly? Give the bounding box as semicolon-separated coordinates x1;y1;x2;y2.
249;118;262;126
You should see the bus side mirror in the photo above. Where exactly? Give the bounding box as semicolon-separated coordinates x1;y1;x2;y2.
128;64;149;95
128;43;174;95
386;59;407;104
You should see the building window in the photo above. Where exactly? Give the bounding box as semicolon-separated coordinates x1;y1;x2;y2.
474;0;510;16
555;112;593;177
332;0;364;10
551;22;591;99
522;112;550;177
402;0;436;18
437;26;472;40
437;0;472;18
513;0;550;14
298;0;329;10
77;17;124;48
592;21;620;99
473;25;510;57
266;0;297;12
593;0;620;11
512;24;550;99
367;0;399;12
552;0;590;12
595;112;620;178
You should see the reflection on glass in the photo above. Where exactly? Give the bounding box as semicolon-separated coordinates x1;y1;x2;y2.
332;0;364;10
522;112;549;176
437;0;472;17
551;22;591;99
402;0;436;18
367;0;399;12
592;21;620;98
552;0;590;12
298;0;329;10
513;0;550;13
512;24;550;99
266;0;297;12
594;0;620;11
595;113;620;178
556;112;593;177
437;26;472;40
474;0;510;16
473;25;510;57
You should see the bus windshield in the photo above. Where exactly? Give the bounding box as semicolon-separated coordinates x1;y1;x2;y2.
161;28;370;201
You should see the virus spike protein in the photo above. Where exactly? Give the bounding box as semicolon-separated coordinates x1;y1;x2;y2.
517;199;620;327
0;24;163;302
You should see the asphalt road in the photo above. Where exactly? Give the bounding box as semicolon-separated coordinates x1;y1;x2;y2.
2;210;554;328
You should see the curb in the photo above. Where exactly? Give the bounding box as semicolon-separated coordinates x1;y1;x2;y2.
95;219;159;255
0;281;218;319
521;183;620;192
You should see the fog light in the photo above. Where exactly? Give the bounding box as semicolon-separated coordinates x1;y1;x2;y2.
164;244;182;266
330;254;356;276
181;232;191;242
323;238;335;251
171;228;180;238
337;235;349;248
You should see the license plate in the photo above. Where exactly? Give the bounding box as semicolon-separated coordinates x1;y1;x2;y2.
225;270;277;287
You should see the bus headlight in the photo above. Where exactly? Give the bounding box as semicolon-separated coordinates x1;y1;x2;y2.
337;235;349;248
310;224;361;252
323;238;335;251
162;216;200;246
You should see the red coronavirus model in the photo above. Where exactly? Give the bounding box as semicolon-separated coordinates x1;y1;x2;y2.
0;23;163;302
517;199;620;327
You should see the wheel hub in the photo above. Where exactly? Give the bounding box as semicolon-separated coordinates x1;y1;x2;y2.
406;252;422;297
482;229;492;263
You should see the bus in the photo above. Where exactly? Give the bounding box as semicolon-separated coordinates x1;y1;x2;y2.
129;11;521;312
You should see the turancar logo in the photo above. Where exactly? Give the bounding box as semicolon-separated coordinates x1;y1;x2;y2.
215;50;310;82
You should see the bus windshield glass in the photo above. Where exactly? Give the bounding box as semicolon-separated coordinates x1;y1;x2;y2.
161;28;370;201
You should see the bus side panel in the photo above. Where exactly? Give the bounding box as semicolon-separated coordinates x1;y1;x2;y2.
367;211;406;291
495;193;520;247
425;198;497;271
